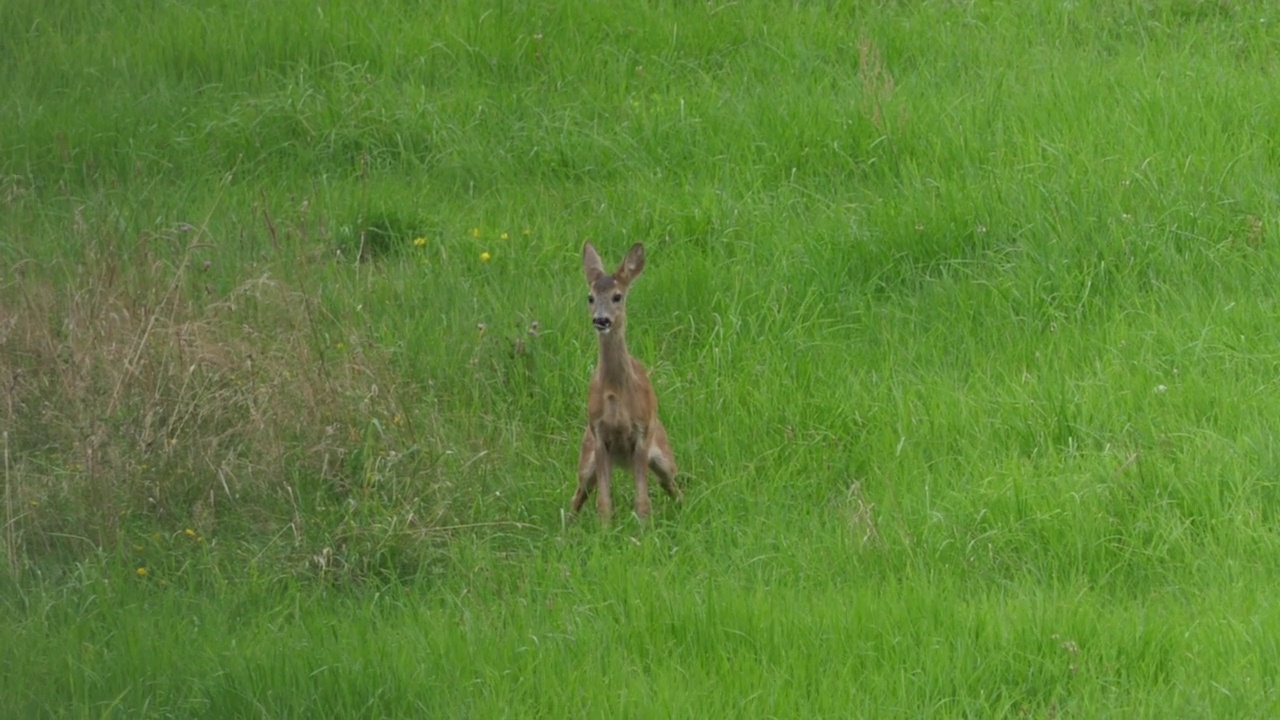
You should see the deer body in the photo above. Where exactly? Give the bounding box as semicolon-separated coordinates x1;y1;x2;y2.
572;242;681;523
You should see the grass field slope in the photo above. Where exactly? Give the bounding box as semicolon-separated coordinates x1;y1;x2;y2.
3;0;1280;716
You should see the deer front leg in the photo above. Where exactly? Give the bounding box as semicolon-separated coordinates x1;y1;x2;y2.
571;427;598;514
633;445;652;520
595;447;614;525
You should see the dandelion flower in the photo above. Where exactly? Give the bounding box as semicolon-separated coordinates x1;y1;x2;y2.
471;227;481;238
136;567;149;578
184;528;197;538
500;231;509;241
480;251;492;263
413;237;427;247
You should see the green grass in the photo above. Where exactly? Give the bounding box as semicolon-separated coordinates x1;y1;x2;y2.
4;0;1280;716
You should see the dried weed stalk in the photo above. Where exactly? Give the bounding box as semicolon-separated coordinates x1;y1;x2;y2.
857;35;905;136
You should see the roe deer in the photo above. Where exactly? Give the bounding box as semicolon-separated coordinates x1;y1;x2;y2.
572;242;682;523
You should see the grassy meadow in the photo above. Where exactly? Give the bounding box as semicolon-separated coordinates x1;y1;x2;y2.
4;0;1280;715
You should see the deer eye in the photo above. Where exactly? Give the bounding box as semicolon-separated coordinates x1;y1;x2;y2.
588;294;595;304
612;293;623;303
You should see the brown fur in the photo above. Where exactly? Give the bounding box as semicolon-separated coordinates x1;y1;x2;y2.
571;242;681;523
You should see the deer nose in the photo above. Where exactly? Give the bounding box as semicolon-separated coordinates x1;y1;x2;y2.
593;317;612;331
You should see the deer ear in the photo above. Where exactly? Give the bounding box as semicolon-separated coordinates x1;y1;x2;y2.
615;243;646;285
583;242;605;284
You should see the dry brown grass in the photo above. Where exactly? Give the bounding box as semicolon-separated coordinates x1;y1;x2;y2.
0;231;440;577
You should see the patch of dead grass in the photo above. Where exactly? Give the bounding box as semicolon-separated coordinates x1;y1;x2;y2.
1;233;445;579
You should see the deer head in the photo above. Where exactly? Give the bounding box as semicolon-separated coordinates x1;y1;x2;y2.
583;242;645;335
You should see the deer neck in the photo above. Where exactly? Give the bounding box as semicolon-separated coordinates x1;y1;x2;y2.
596;325;635;387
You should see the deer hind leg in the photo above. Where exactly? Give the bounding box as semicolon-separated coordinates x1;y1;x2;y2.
649;421;681;503
571;426;597;514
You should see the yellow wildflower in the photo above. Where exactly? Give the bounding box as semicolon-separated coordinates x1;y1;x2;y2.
500;231;509;241
136;567;148;578
471;227;481;238
184;528;197;538
480;251;492;263
413;237;427;247
522;228;532;236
